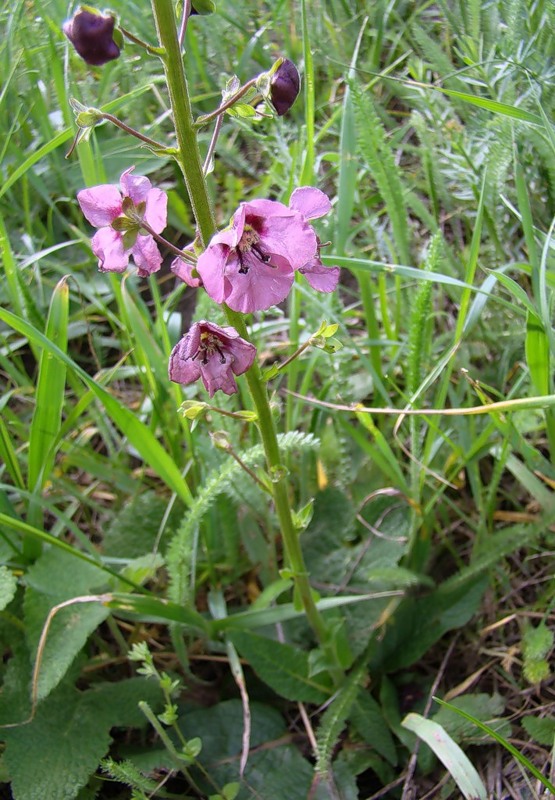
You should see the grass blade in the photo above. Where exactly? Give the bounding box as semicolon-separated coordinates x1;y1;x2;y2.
0;308;193;508
402;712;487;800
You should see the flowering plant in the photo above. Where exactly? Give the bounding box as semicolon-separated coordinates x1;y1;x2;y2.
77;167;167;275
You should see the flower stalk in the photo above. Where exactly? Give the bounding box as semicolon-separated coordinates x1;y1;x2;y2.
150;0;341;676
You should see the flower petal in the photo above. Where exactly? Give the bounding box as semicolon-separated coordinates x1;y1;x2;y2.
256;213;317;272
168;340;201;385
131;234;163;276
120;167;152;205
199;355;238;397
144;188;168;234
289;187;331;220
300;259;340;292
91;227;129;272
78;185;122;227
196;244;232;304
171;256;203;287
224;257;295;313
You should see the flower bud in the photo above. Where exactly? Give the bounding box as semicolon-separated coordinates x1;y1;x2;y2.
63;7;121;66
269;58;300;116
190;0;216;14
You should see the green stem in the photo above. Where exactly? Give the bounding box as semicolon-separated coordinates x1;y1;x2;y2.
150;0;341;679
150;0;215;247
196;78;258;127
224;309;336;669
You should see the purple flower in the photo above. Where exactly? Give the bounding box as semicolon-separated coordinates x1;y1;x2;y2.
196;199;317;313
289;187;340;293
169;321;256;397
171;249;203;288
63;8;120;66
269;59;300;116
77;167;167;276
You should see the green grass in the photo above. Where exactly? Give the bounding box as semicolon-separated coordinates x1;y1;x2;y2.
1;0;554;797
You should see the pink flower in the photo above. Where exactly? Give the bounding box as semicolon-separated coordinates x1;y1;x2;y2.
169;321;256;397
171;249;203;288
77;167;167;276
196;199;318;313
289;187;340;293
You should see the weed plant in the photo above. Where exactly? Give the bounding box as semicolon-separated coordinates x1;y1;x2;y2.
0;0;555;798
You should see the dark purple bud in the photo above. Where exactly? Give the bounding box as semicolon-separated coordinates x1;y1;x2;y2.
63;8;120;66
270;59;300;116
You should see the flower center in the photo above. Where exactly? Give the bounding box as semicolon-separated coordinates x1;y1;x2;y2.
237;224;271;273
191;332;227;365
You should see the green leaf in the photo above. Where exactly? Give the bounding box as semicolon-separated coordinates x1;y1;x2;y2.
3;678;163;800
227;630;333;703
102;491;179;558
0;565;17;611
0;308;193;507
350;690;398;766
432;693;510;745
24;549;110;701
402;713;487;800
433;697;555;794
369;575;487;672
526;311;550;396
4;682;114;800
315;665;365;775
522;622;554;661
178;699;325;800
430;85;543;127
521;716;555;746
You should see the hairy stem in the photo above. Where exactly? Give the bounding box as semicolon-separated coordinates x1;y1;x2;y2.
150;0;342;679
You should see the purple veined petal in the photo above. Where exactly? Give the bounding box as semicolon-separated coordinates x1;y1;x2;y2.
300;258;340;292
171;256;203;287
120;167;152;205
144;188;168;234
168;340;202;385
77;184;122;227
91;227;129;272
131;234;163;276
228;337;256;375
243;198;294;219
168;321;255;397
255;213;318;272
198;354;238;397
196;243;233;304
289;186;332;220
224;257;295;313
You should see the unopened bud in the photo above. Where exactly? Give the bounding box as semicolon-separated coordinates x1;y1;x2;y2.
269;58;300;116
63;7;121;66
190;0;216;14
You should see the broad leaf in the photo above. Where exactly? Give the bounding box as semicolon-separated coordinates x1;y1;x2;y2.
227;630;333;703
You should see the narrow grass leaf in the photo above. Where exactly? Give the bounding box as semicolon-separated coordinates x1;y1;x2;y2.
0;308;193;507
433;698;555;794
0;415;25;491
28;277;69;492
429;86;543;127
0;513;144;591
335;19;367;254
212;592;402;633
402;713;487;800
525;311;550;396
106;592;208;633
